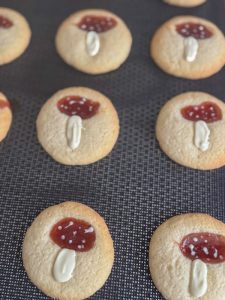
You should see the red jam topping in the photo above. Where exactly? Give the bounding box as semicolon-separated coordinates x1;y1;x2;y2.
50;217;96;252
180;232;225;264
57;96;100;119
77;15;117;33
176;23;213;39
0;15;13;28
181;102;222;123
0;99;10;109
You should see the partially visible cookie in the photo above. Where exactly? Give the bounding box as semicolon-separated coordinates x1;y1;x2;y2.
149;213;225;300
0;7;31;65
151;16;225;79
163;0;206;7
55;9;132;74
156;92;225;170
23;201;114;300
0;92;12;142
36;87;120;165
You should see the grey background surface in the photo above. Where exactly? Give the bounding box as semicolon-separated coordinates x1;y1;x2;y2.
0;0;224;299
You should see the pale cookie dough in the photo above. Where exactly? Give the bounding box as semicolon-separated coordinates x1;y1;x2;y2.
149;213;225;300
0;91;12;142
23;201;114;300
55;9;132;74
0;7;31;65
163;0;206;7
36;87;120;165
156;92;225;170
151;16;225;79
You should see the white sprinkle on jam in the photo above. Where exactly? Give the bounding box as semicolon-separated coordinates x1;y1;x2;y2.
85;226;94;233
61;235;65;240
214;249;218;258
203;247;209;255
68;240;73;244
193;237;198;242
58;226;62;230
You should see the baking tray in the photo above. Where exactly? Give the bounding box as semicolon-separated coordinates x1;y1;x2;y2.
0;0;224;299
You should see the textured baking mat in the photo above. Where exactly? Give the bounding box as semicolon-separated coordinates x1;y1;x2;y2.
0;0;224;299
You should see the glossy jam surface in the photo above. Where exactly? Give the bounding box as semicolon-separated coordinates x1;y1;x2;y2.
180;232;225;264
0;99;10;109
77;15;117;33
57;96;100;119
176;22;213;39
50;217;96;252
0;15;13;28
181;102;222;123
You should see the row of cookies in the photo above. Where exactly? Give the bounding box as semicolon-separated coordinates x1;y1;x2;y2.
1;7;225;78
22;201;225;300
2;88;225;170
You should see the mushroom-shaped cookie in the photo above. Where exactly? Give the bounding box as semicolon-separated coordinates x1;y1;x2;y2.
156;92;225;170
163;0;206;7
0;92;12;142
23;202;114;300
55;9;132;74
36;87;119;165
0;7;31;65
151;16;225;79
149;214;225;300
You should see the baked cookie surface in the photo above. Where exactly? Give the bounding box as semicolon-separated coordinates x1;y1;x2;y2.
156;92;225;170
0;7;31;65
151;16;225;79
36;87;120;165
23;201;114;300
163;0;206;7
55;9;132;74
149;213;225;300
0;91;12;142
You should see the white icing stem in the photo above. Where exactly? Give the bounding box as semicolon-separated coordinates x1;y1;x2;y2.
194;120;210;152
184;37;199;62
190;259;208;298
66;115;82;150
86;31;100;56
53;248;76;283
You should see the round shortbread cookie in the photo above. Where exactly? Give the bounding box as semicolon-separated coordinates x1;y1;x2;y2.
36;87;120;165
156;92;225;170
163;0;206;7
149;213;225;300
151;16;225;79
23;201;114;300
0;91;12;142
0;7;31;65
55;9;132;74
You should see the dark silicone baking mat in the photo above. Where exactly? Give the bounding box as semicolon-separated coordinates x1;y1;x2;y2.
0;0;224;299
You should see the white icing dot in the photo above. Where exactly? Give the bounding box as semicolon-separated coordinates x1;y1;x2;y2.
78;245;82;249
210;107;214;111
194;106;199;111
81;24;87;29
199;26;204;31
204;240;208;243
73;231;77;235
189;112;194;116
211;113;215;117
195;115;200;118
220;255;224;260
82;239;86;243
68;240;73;244
69;100;75;104
193;237;198;242
58;226;62;230
60;105;64;108
203;247;209;255
85;226;94;233
214;249;218;258
89;106;93;111
61;235;65;240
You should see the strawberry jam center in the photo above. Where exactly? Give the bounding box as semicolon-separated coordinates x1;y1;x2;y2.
0;99;10;109
0;15;13;28
77;15;117;33
50;217;96;252
176;22;213;39
57;96;100;119
180;232;225;264
181;102;222;123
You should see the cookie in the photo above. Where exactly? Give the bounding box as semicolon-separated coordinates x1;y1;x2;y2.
156;92;225;170
0;92;12;142
36;87;120;165
23;201;114;300
55;9;132;74
0;7;31;65
149;213;225;300
163;0;206;7
151;16;225;79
